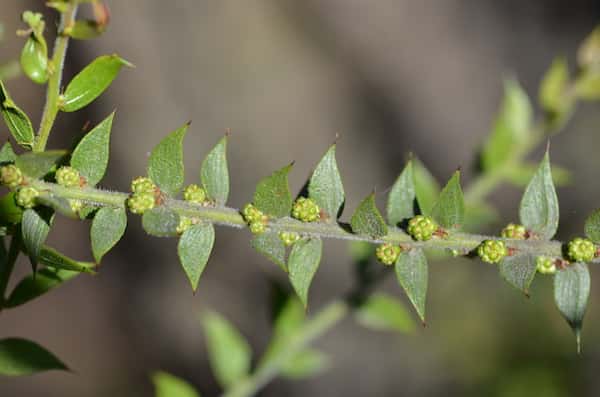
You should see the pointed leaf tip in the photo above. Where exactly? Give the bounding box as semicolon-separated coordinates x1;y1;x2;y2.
386;160;416;226
431;170;464;229
350;193;387;238
201;136;229;205
395;249;428;322
253;163;293;218
177;223;215;291
147;124;188;196
288;238;323;308
308;145;345;220
71;112;114;186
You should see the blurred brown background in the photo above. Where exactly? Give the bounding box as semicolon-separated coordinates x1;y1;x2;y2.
2;1;600;396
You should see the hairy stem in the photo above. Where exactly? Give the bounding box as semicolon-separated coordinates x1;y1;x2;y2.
221;300;349;397
34;3;78;152
30;180;566;258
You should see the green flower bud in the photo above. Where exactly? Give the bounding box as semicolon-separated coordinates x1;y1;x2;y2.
0;165;23;189
477;239;507;264
536;256;556;275
69;199;83;213
55;166;81;188
292;197;320;222
375;243;401;266
131;177;156;194
176;216;194;234
183;184;207;204
407;215;438;241
127;192;155;214
242;203;263;224
567;237;596;263
501;223;527;239
16;186;39;208
279;231;300;246
249;221;266;234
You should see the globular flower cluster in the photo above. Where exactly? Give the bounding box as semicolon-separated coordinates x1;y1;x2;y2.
375;243;402;265
16;186;39;209
292;197;320;222
127;177;157;214
567;237;596;263
501;223;527;239
176;216;194;234
407;215;437;241
0;165;23;189
477;239;507;264
279;231;300;246
55;166;81;188
242;203;268;234
183;184;207;204
536;256;556;275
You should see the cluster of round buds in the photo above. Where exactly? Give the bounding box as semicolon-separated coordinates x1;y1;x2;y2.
375;243;402;265
477;239;507;264
279;231;300;246
242;203;268;234
0;165;23;189
501;223;527;239
536;256;556;275
69;199;83;213
183;184;207;204
176;216;194;234
15;186;39;209
567;237;596;263
127;177;157;215
407;215;438;241
55;166;81;188
292;197;320;222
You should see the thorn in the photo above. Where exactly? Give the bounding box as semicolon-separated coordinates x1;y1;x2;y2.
576;330;582;354
545;140;551;153
81;120;91;132
333;133;340;145
224;128;231;137
421;320;427;328
185;120;192;126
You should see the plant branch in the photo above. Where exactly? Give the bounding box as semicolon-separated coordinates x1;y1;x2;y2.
221;300;349;397
34;3;78;152
30;180;566;259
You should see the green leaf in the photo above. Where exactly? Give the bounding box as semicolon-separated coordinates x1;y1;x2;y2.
61;54;132;112
0;80;34;148
71;112;114;186
251;232;287;272
38;246;96;273
498;254;537;295
578;26;600;69
0;193;23;225
539;57;570;114
350;193;388;238
69;20;105;40
431;171;464;229
395;249;428;322
505;162;571;188
584;209;600;243
386;160;416;226
574;71;600;100
201;136;229;205
142;207;180;237
20;35;48;84
15;150;67;178
272;295;305;338
412;158;440;215
153;372;200;397
519;150;559;239
177;223;215;292
288;238;323;307
5;268;79;309
308;145;345;220
355;292;415;333
253;163;293;218
0;142;16;164
91;206;127;262
202;311;252;389
147;124;188;196
482;79;532;171
281;349;329;380
554;263;590;353
0;338;68;376
21;208;53;272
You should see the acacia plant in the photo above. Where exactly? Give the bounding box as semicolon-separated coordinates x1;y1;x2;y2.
2;2;600;396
